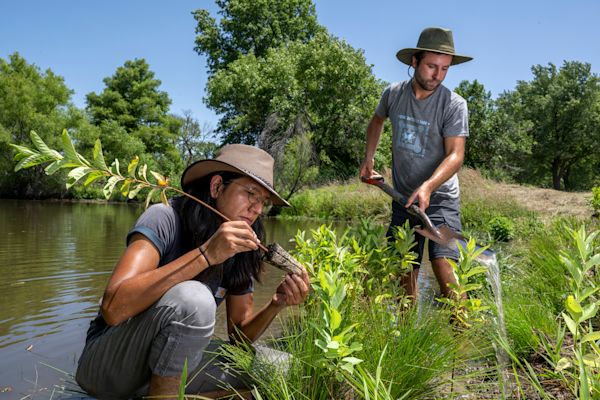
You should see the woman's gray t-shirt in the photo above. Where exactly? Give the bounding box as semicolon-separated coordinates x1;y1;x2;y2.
127;202;253;307
375;80;469;199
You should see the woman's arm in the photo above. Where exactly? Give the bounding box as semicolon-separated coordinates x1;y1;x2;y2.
226;270;310;344
102;220;261;326
100;234;209;326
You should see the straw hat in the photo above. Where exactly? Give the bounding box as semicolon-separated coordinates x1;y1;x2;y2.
396;27;472;66
181;144;290;207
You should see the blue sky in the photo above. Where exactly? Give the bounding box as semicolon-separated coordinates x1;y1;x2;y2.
2;1;599;130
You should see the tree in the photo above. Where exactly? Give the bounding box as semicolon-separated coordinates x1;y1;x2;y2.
511;61;600;190
455;80;532;180
174;110;218;165
193;0;322;74
0;52;79;197
206;32;384;178
86;59;182;177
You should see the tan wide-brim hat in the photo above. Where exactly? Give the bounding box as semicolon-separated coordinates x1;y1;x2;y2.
396;27;473;66
181;144;290;207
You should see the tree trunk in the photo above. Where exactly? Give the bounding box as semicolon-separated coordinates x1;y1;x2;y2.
551;158;562;190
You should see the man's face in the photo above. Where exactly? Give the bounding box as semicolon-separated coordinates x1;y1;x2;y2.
412;52;453;93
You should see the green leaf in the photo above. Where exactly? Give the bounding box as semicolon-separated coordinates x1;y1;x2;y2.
583;353;600;367
145;188;158;209
120;179;131;197
66;167;92;189
93;139;108;170
112;159;121;176
103;176;121;199
555;357;572;371
84;170;106;187
139;163;148;181
31;131;62;159
178;358;187;398
566;295;583;320
160;189;169;206
341;356;363;365
127;156;139;177
330;308;342;332
326;340;340;350
14;153;55;171
61;130;80;162
151;170;167;186
128;183;145;199
562;312;578;336
581;331;600;343
581;303;598;322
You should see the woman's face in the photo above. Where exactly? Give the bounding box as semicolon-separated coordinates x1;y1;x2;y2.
211;175;272;225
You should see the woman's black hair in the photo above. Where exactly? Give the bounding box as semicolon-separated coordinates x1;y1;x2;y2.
175;171;265;292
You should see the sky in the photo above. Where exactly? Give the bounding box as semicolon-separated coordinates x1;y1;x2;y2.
2;0;599;130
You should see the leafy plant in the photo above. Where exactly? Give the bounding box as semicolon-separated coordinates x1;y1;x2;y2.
487;215;515;242
437;238;492;328
590;186;600;216
11;130;179;208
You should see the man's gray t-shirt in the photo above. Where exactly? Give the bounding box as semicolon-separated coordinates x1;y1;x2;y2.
375;80;469;199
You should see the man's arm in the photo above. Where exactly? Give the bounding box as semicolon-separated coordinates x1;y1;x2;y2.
406;136;466;212
359;113;386;178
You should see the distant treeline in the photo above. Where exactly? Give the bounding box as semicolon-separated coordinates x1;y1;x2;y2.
1;0;598;200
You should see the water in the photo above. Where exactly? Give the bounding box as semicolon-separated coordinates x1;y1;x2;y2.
0;199;333;398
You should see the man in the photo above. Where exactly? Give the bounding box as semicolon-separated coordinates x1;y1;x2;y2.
359;27;472;301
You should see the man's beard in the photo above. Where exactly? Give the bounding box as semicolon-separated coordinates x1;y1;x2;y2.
413;73;441;92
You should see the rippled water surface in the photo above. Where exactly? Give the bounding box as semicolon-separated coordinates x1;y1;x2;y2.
0;199;335;398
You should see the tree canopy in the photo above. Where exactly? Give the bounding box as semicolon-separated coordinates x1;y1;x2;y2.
85;59;183;177
206;32;384;178
0;53;80;197
511;61;600;190
193;0;322;74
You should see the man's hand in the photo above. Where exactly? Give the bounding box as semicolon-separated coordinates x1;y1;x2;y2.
359;158;381;181
406;182;433;213
272;268;310;308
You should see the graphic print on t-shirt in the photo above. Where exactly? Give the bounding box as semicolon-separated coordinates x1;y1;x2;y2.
395;114;430;158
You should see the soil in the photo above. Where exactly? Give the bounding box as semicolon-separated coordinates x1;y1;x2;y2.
458;168;594;221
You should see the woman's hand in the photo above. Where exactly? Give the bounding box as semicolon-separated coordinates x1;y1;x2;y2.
272;268;310;308
200;221;260;266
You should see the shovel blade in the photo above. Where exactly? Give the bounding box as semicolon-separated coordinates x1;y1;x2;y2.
415;224;463;249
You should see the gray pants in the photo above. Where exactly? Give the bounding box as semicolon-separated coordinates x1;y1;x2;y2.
76;281;247;398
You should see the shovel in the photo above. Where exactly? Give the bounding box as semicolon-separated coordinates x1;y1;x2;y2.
360;175;466;249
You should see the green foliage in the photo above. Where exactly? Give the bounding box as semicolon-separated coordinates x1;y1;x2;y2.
455;80;532;179
509;61;600;190
590;186;600;216
173;110;218;166
487;215;515;242
276;131;319;201
437;239;492;328
85;58;183;177
0;52;83;197
505;226;600;399
193;0;322;74
11;130;180;208
206;32;383;177
282;179;391;220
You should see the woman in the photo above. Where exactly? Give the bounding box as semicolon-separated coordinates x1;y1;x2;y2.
75;144;310;398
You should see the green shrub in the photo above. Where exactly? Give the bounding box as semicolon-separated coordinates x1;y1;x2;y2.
487;215;515;242
590;186;600;216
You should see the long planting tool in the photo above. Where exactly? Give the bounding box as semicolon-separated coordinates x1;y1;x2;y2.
360;175;496;259
11;130;304;276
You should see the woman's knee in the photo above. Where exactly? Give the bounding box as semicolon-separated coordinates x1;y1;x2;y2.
158;281;216;327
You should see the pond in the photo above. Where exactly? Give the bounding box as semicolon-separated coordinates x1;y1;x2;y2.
0;199;344;398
